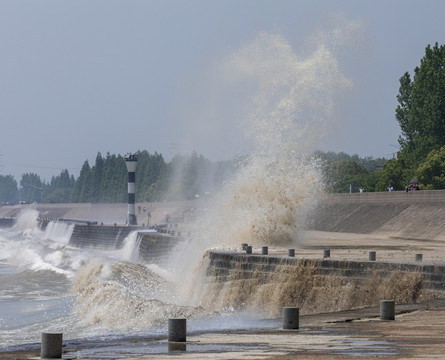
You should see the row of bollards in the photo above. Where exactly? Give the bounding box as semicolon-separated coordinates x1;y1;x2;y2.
41;301;396;358
242;245;296;258
40;319;189;358
243;244;424;262
281;300;396;332
323;249;423;262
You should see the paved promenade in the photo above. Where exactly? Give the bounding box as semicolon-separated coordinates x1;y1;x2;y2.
3;297;445;359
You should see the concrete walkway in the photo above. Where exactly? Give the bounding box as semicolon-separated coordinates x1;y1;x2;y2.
3;298;444;359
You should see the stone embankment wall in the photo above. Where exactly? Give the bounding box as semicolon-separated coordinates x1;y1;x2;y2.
137;232;181;263
0;218;14;228
197;251;445;317
69;225;136;249
68;224;183;264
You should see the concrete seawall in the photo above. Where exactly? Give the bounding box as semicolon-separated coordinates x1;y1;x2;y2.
68;224;183;264
307;190;445;240
198;250;445;317
69;225;136;249
136;232;181;263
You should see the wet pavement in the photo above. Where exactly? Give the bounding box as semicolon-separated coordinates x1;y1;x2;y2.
3;297;445;359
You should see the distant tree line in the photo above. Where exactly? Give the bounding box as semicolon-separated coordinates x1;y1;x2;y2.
0;151;237;204
0;149;387;205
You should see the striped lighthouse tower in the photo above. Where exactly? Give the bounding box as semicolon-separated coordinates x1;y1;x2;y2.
125;153;138;225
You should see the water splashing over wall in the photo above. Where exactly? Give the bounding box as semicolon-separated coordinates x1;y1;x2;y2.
204;32;351;247
166;30;354;310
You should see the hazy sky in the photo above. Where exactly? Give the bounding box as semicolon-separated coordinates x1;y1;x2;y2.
1;0;445;181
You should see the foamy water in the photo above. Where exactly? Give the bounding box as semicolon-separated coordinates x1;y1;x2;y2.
0;211;259;350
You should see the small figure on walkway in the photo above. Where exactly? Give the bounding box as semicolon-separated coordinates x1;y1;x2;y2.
359;186;364;193
387;184;393;191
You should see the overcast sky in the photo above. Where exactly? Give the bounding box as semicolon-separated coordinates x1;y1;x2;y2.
1;0;445;181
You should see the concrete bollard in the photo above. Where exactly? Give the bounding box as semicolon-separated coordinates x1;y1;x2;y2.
415;253;423;262
41;332;63;359
168;318;187;342
241;243;248;250
168;342;186;352
323;249;330;258
288;249;295;257
282;307;299;329
369;251;376;261
246;245;252;254
380;300;395;320
262;246;268;255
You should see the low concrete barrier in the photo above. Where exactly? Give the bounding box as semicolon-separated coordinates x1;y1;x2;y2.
68;224;183;264
138;232;181;263
201;251;445;317
69;225;135;249
0;218;15;228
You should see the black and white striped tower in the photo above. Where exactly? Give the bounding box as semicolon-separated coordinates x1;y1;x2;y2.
125;153;138;225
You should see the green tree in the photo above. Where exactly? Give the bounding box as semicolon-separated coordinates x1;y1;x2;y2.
396;43;445;169
416;145;445;189
42;169;75;203
20;173;43;203
99;153;126;202
375;157;405;191
136;151;167;202
91;153;104;203
72;161;93;202
323;159;370;193
0;175;18;204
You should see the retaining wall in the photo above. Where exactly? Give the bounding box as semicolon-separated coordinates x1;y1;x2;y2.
69;225;136;249
68;224;183;264
137;232;181;264
0;218;15;228
308;191;445;239
198;251;445;317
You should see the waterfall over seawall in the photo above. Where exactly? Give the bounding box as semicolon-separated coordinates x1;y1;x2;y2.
195;251;445;317
68;224;182;264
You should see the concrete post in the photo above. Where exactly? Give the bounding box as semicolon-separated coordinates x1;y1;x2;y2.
323;249;330;258
415;254;423;262
168;342;186;352
369;251;376;261
41;332;63;359
380;300;395;320
262;246;268;255
168;318;187;342
288;249;295;257
125;153;138;226
246;245;252;254
282;307;299;329
241;243;248;250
